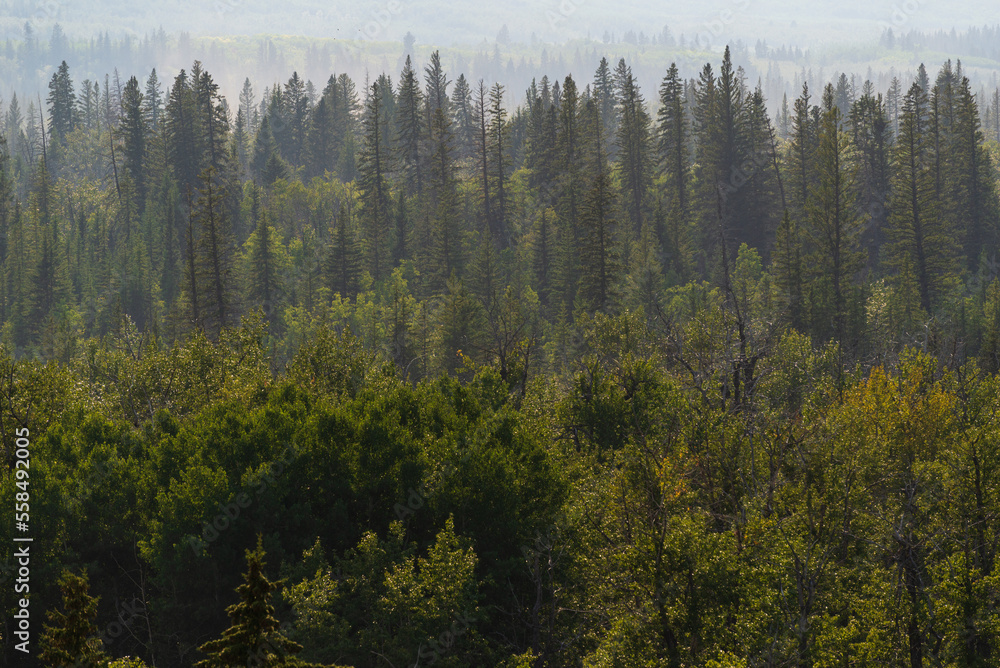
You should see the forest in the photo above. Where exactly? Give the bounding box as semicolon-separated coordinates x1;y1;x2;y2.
2;24;1000;667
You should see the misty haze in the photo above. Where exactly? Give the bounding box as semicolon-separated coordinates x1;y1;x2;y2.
1;2;1000;667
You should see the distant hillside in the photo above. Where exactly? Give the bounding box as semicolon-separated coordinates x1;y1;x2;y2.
1;0;998;47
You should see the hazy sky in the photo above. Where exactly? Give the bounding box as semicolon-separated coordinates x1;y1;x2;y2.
0;0;996;46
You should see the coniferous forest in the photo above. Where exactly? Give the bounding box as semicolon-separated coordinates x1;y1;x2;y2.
5;23;1000;668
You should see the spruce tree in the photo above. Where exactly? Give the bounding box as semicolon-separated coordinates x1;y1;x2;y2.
283;72;309;167
577;100;620;313
887;82;957;314
451;73;475;161
325;202;361;300
119;75;147;209
358;81;393;282
951;74;999;268
772;209;805;329
849;85;891;269
806;84;865;342
487;82;509;248
195;538;314;667
39;570;109;668
787;82;816;224
592;57;617;156
193;166;236;338
46;60;76;145
144;68;164;132
656;62;688;231
165;69;200;194
614;59;652;245
395;56;425;197
304;94;336;178
244;185;285;329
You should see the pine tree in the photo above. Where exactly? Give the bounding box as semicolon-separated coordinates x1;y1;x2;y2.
787;82;816;223
46;60;76;145
592;57;617;156
656;62;688;234
325;202;361;300
358;81;393;282
283;72;309;167
144;68;164;132
165;69;200;194
577;100;620;313
487;82;509;248
244;185;285;329
119;75;147;209
196;538;314;667
772;209;804;329
304;94;336;178
193;166;236;338
395;56;425;197
451;73;475;161
614;59;652;245
39;570;109;668
806;84;865;342
849;85;892;269
887;81;957;314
